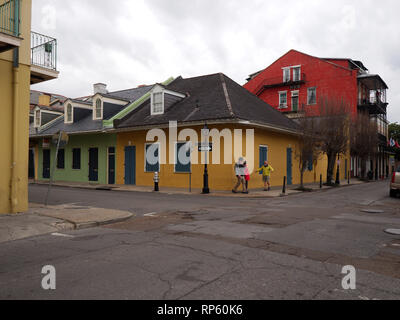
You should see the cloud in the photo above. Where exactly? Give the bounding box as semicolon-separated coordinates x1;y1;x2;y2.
31;0;400;122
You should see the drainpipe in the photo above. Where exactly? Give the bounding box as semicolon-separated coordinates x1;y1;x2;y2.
11;48;19;213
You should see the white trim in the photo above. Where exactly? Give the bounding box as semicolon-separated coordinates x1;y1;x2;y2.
34;108;41;128
292;66;301;81
64;99;92;110
279;91;288;109
164;89;186;99
144;142;161;173
65;103;73;124
93;97;103;120
150;89;164;116
307;87;317;105
291;90;299;111
282;67;291;82
39;109;63;116
92;93;127;105
174;141;192;174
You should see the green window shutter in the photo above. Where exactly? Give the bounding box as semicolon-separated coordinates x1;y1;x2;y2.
57;149;65;169
72;148;81;169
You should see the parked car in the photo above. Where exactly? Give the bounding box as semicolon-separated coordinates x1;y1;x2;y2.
390;167;400;198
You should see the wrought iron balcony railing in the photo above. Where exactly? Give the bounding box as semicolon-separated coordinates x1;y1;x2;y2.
31;31;57;71
0;0;20;37
255;73;306;96
358;97;387;115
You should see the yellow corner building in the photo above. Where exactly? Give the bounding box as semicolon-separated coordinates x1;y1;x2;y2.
0;0;58;213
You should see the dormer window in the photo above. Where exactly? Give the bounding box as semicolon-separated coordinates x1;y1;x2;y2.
34;109;41;128
66;103;73;123
151;91;164;115
94;98;103;119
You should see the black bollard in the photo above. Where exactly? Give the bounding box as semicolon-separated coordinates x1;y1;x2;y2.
282;176;286;194
320;174;323;189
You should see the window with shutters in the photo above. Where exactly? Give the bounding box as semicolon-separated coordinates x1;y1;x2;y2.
175;142;191;173
279;91;287;108
57;149;65;169
259;145;268;168
293;67;301;81
307;87;317;105
283;68;290;82
72;148;81;170
145;143;160;172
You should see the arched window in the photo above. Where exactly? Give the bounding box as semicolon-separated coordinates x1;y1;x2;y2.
66;104;73;122
95;99;102;119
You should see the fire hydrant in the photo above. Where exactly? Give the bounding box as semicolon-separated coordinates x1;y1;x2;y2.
154;172;159;192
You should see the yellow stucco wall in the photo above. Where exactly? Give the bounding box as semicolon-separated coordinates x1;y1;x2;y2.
0;0;32;213
116;124;350;191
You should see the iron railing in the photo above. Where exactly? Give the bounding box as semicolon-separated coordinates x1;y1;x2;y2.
0;0;20;36
31;31;57;70
255;73;306;96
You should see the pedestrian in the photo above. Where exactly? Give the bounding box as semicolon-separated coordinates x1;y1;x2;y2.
232;157;247;194
244;161;250;193
258;161;274;191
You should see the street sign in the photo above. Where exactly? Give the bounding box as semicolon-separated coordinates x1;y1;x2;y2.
198;142;212;152
52;131;69;148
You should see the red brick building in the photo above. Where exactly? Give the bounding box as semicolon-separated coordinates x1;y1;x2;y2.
244;49;390;179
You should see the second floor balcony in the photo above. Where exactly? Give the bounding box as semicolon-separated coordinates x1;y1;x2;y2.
255;73;306;96
358;96;388;115
0;0;21;52
30;31;59;84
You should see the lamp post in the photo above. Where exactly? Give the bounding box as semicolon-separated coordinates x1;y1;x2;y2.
202;123;210;194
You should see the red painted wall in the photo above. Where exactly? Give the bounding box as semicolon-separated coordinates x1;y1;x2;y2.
244;50;359;116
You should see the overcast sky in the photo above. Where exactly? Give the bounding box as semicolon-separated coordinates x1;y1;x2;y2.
32;0;399;122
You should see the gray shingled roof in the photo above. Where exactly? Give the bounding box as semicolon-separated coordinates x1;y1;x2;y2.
107;85;153;102
114;73;299;132
32;102;125;137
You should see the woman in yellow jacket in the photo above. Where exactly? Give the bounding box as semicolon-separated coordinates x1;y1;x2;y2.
258;161;274;191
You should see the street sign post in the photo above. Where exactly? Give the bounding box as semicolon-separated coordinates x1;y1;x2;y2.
45;131;69;206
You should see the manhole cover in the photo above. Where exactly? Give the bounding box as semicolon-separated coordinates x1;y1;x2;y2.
384;229;400;235
361;209;384;214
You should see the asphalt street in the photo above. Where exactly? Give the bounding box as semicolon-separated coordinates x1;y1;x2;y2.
1;181;399;299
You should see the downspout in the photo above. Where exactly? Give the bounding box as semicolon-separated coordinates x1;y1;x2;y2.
11;47;19;213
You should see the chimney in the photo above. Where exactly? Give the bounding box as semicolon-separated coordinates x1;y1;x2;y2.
93;83;108;95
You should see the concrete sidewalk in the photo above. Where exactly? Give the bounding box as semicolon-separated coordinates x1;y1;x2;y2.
30;178;368;198
0;203;133;244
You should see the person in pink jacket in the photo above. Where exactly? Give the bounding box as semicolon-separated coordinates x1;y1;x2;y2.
244;161;250;194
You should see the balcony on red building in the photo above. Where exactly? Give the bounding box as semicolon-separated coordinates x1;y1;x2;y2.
255;72;306;96
357;74;388;116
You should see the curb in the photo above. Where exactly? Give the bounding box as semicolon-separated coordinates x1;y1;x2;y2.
73;214;134;230
30;180;376;199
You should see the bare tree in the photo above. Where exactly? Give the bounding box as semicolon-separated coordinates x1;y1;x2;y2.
350;111;378;180
317;96;351;186
294;116;322;189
